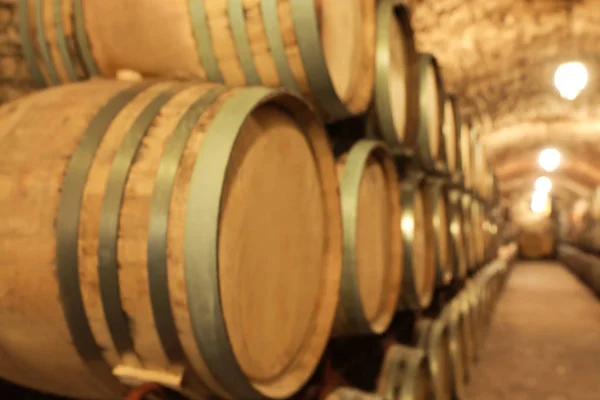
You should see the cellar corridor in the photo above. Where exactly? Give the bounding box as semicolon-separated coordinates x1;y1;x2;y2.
465;261;600;400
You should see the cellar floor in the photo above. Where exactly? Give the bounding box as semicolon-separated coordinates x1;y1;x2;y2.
465;261;600;400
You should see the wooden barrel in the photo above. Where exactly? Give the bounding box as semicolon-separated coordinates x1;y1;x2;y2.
377;345;430;400
398;180;435;309
442;94;461;176
416;53;445;171
372;0;419;150
461;192;476;272
472;140;487;199
423;178;453;286
326;388;384;400
459;124;473;190
447;187;468;280
415;319;453;400
471;199;485;267
333;140;402;336
0;80;342;399
443;303;466;400
18;0;375;121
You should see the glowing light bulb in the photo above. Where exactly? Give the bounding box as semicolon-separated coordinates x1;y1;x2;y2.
554;61;588;100
538;148;561;172
535;176;552;193
531;191;550;214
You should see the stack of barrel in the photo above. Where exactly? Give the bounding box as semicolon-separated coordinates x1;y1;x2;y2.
0;1;508;399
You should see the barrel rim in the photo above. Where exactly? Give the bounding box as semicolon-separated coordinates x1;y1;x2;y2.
425;178;454;286
398;179;435;310
183;86;342;398
336;140;402;335
443;93;462;174
374;0;419;150
417;53;446;172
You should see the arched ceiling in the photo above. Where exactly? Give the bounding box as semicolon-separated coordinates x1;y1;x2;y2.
407;0;600;210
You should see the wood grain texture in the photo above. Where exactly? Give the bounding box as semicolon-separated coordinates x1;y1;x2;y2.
0;80;132;399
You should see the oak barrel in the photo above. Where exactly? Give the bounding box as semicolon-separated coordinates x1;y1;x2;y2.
398;180;435;309
333;140;402;336
447;187;468;280
377;345;430;400
442;94;461;176
18;0;375;120
471;199;486;267
417;53;445;171
415;319;453;400
459;124;473;189
423;178;453;287
372;0;419;150
461;192;477;271
0;80;342;399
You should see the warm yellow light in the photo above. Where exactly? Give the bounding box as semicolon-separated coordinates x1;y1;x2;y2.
554;61;588;100
535;176;552;193
538;148;561;172
530;191;551;215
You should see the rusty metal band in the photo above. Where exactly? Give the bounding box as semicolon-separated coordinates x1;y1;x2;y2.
399;180;433;310
56;84;147;395
73;0;99;76
184;87;280;398
417;53;445;171
337;140;390;334
374;0;407;149
189;0;223;82
290;0;351;120
260;0;301;93
228;0;261;85
17;0;46;87
398;347;428;400
34;0;60;84
147;87;225;366
52;0;78;81
426;179;453;286
443;303;466;400
97;85;183;357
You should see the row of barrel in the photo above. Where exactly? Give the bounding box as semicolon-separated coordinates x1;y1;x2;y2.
323;257;513;400
0;1;504;400
560;190;600;254
558;245;600;296
0;79;503;400
12;0;499;205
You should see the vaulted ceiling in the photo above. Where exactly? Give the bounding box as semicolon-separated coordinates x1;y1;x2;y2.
407;0;600;212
